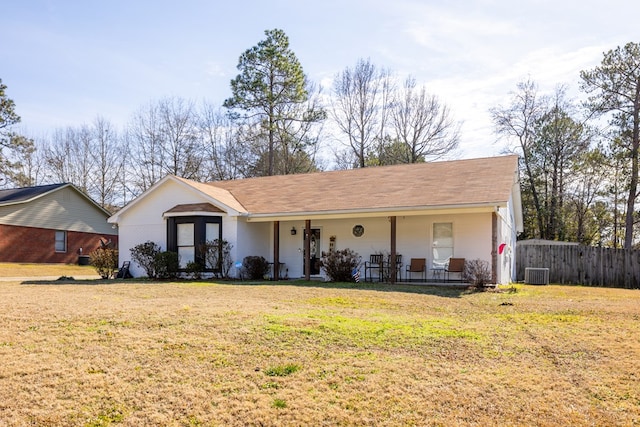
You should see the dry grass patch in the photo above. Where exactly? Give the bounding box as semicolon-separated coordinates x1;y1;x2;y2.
0;262;99;278
0;281;638;426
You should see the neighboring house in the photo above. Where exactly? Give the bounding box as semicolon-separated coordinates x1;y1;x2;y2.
0;183;118;263
109;155;523;284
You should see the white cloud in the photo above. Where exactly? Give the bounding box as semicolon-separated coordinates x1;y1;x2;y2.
205;61;227;78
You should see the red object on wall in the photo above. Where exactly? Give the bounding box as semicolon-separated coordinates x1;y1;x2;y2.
0;224;118;264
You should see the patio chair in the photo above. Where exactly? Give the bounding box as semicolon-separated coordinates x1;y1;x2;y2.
405;258;426;282
445;258;465;282
365;254;384;282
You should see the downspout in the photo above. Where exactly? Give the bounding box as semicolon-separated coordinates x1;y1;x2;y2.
492;211;498;284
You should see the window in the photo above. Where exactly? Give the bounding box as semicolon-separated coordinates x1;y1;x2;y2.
177;223;195;268
206;222;219;243
55;230;67;252
432;222;453;268
167;216;222;270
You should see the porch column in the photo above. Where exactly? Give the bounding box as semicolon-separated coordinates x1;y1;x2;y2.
491;212;497;284
390;216;397;285
273;221;280;280
304;220;311;280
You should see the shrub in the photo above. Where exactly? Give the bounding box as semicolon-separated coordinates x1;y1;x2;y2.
130;241;161;278
185;260;204;280
154;251;179;280
90;248;118;279
464;259;493;287
320;248;361;282
242;256;270;280
200;239;234;278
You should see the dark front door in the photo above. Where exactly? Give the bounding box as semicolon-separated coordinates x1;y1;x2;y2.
304;228;321;275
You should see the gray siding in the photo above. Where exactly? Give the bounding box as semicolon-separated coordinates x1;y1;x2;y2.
0;187;114;234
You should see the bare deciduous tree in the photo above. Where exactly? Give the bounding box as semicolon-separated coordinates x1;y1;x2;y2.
491;78;548;237
45;126;92;192
127;101;165;193
331;58;393;168
532;86;591;240
199;101;246;181
89;116;125;211
127;97;200;193
157;97;202;180
42;119;123;209
390;76;460;163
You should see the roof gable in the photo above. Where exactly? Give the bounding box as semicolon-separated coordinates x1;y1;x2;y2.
0;183;115;234
0;183;111;217
109;175;246;223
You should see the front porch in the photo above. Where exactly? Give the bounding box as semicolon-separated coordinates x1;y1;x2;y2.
257;211;505;284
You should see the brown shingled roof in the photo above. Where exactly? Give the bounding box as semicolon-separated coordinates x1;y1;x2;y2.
171;176;248;213
164;203;225;214
202;155;519;215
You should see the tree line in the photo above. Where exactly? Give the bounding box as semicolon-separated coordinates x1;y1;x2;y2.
0;29;460;212
491;42;640;249
1;31;639;248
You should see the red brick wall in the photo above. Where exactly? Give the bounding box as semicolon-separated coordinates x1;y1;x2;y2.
0;224;118;264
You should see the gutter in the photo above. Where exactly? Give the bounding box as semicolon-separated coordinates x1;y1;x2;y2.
244;202;507;222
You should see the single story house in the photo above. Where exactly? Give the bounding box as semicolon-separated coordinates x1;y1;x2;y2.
109;155;523;284
0;183;118;264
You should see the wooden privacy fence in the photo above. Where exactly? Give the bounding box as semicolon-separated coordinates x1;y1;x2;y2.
516;244;640;289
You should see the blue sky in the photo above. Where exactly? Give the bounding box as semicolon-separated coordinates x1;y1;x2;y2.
2;0;638;160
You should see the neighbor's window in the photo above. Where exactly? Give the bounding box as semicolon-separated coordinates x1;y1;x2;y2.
55;230;67;252
432;222;453;268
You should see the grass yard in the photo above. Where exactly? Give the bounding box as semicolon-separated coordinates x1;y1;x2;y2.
0;278;638;426
0;262;99;278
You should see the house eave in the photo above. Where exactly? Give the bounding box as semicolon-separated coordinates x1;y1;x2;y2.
163;211;226;218
244;202;505;222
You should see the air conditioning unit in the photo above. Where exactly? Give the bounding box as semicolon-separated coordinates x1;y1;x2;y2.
524;267;550;285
